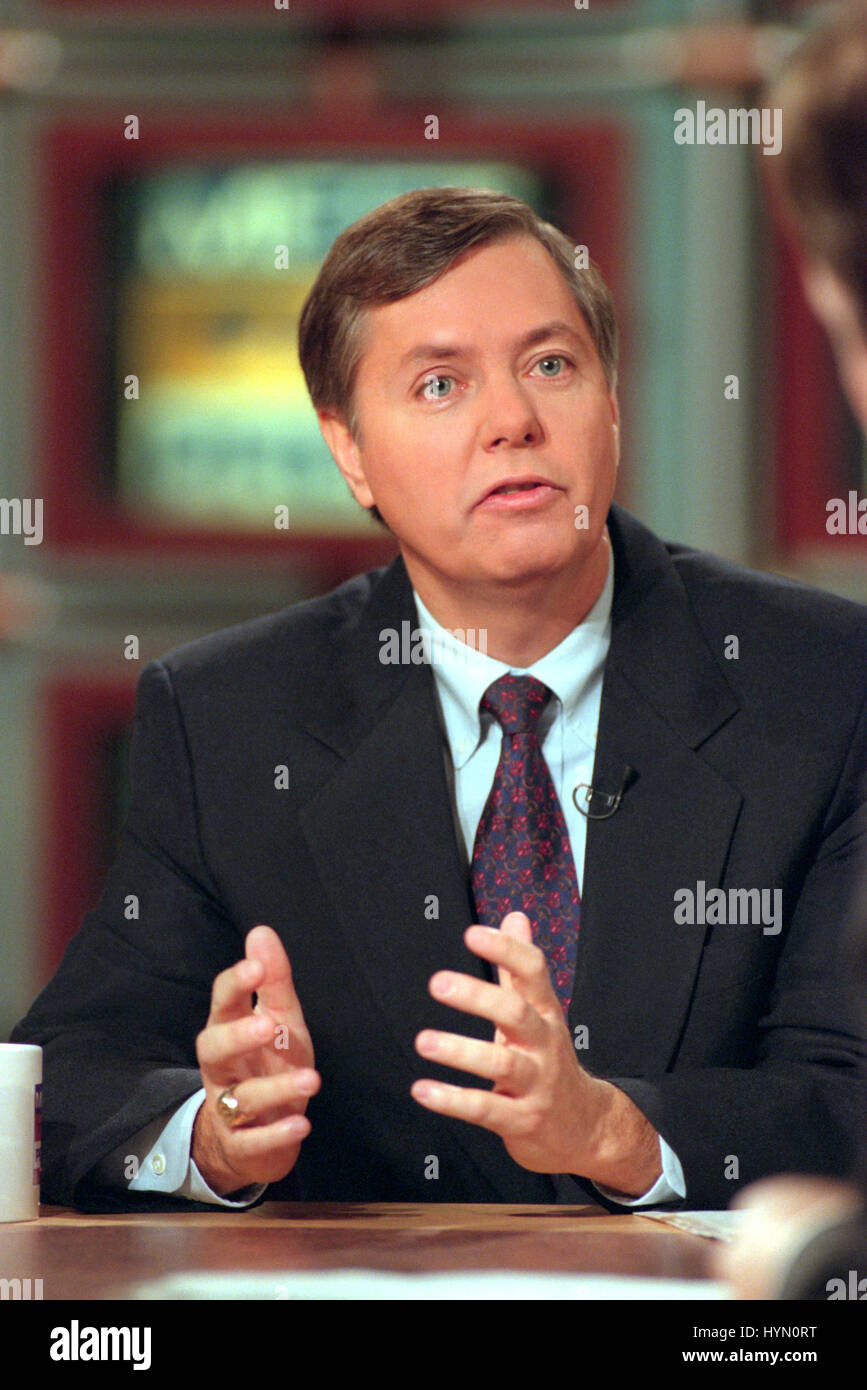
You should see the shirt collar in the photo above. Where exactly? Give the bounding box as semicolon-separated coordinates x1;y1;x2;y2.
412;547;614;769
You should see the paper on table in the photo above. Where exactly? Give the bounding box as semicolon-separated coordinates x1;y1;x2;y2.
637;1210;748;1242
129;1269;730;1300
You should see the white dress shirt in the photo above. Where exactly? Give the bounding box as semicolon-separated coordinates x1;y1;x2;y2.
112;547;686;1208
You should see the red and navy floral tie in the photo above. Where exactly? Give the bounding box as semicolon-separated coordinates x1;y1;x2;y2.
470;674;580;1019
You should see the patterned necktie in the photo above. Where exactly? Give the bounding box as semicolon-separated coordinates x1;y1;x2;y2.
470;674;580;1019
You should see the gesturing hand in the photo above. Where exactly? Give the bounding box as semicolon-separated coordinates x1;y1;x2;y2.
411;911;662;1194
193;924;319;1196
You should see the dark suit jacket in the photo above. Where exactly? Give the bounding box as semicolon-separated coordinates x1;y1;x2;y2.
11;504;867;1212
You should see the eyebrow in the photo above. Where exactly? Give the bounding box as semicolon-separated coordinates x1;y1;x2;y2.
396;319;585;372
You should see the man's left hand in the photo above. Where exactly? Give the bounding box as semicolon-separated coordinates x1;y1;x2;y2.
411;912;662;1194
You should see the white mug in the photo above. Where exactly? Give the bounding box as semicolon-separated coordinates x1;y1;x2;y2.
0;1044;42;1222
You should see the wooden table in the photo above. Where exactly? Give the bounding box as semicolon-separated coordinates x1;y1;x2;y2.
0;1201;714;1299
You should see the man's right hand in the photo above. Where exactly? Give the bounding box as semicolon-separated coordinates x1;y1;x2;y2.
193;924;319;1196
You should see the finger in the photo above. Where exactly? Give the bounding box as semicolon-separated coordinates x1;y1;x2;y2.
415;1029;537;1093
465;915;553;1009
196;1012;279;1082
410;1078;529;1138
246;925;307;1029
218;1068;320;1123
428;969;543;1043
497;910;534;979
218;1111;311;1154
208;955;264;1026
498;910;534;954
471;913;533;990
464;917;555;1012
496;911;532;995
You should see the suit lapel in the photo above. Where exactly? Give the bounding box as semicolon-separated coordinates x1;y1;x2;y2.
299;656;486;1045
572;506;743;1073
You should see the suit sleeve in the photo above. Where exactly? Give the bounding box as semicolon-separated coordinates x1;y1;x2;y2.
604;690;867;1211
9;659;248;1211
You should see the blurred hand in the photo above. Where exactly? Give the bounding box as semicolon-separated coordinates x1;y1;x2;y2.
711;1174;862;1299
192;925;318;1195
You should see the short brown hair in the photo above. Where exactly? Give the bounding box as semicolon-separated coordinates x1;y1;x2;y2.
298;186;618;528
769;5;867;332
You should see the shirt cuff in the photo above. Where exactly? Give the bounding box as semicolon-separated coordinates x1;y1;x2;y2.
127;1087;265;1207
590;1134;686;1207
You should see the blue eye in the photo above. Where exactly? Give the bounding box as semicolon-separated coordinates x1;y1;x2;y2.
420;374;454;400
535;356;565;376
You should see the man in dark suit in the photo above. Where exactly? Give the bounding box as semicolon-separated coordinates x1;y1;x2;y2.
11;187;867;1215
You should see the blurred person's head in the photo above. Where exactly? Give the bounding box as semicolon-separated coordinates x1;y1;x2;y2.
768;4;867;429
769;3;867;1194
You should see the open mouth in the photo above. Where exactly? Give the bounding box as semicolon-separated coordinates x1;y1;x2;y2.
489;481;543;496
477;480;560;509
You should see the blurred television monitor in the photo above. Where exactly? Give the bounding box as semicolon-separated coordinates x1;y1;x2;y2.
106;159;547;533
39;116;625;564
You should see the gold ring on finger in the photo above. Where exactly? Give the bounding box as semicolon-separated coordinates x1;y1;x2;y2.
216;1085;254;1129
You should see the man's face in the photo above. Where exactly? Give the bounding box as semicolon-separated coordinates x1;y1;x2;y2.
319;233;619;599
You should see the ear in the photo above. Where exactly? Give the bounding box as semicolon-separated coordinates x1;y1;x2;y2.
317;409;376;508
609;392;620;467
801;261;867;435
802;261;861;348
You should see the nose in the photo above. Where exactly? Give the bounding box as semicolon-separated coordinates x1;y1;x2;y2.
480;373;544;450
